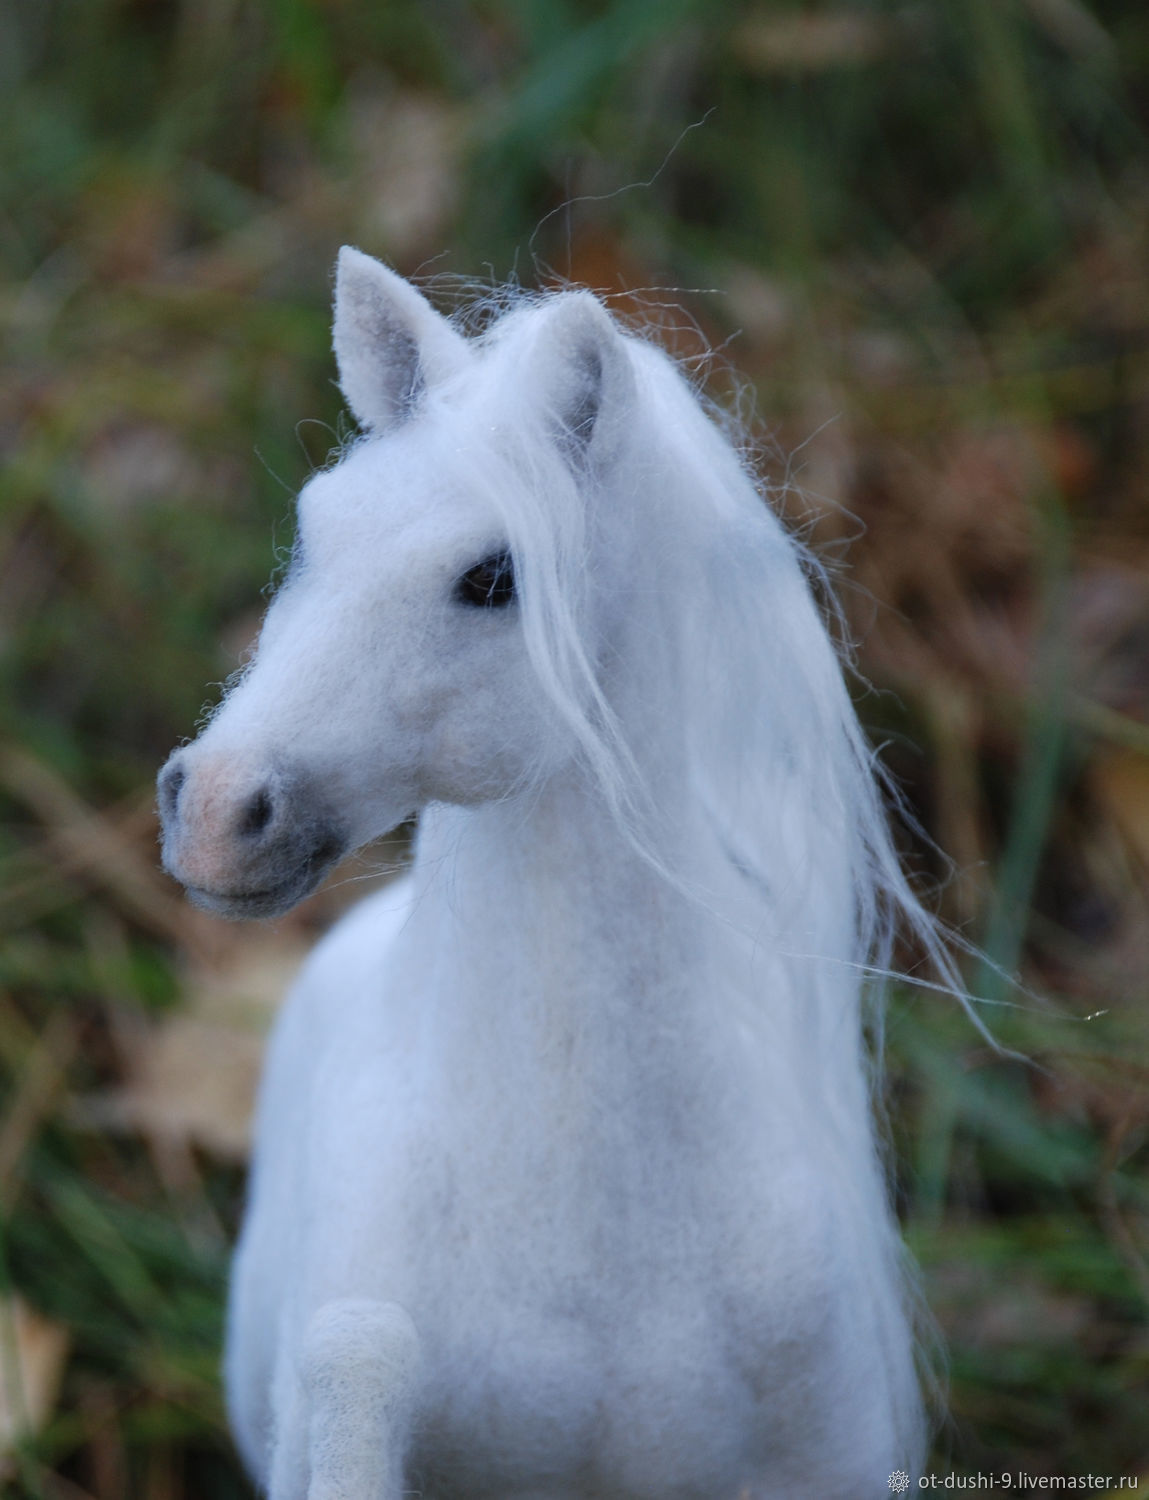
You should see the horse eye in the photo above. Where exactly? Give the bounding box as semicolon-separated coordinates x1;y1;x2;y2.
456;551;516;608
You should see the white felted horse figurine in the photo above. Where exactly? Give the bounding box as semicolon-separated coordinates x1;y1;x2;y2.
158;247;941;1497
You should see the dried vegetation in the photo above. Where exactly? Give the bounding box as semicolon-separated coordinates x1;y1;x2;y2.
0;0;1147;1491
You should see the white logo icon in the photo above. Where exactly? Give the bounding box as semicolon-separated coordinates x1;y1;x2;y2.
888;1473;911;1495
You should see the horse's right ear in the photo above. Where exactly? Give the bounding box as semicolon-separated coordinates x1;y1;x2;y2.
332;247;469;433
521;292;636;473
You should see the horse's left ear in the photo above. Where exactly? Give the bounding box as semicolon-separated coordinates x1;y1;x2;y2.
527;293;636;470
332;247;470;432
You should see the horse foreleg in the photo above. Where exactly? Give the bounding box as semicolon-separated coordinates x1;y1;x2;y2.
279;1298;421;1500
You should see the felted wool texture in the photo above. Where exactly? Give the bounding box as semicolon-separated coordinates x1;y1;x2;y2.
158;249;954;1498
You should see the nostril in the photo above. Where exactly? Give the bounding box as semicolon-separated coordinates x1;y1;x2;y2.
159;762;186;823
240;785;275;838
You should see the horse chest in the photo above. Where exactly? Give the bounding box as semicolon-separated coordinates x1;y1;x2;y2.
302;1008;741;1285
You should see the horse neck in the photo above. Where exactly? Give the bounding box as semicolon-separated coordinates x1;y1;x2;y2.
411;642;714;1051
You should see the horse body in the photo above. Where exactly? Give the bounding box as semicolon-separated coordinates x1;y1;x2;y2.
228;810;896;1499
159;248;927;1496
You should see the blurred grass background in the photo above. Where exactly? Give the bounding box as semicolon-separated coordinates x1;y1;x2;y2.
1;0;1148;1492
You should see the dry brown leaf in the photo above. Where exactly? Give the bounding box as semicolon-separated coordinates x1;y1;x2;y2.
1094;750;1149;869
85;933;310;1161
832;425;1041;694
733;12;889;72
347;88;463;263
0;1297;70;1458
182;930;311;1030
105;1015;265;1161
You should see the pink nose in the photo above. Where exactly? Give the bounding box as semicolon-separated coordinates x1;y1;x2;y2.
157;751;346;919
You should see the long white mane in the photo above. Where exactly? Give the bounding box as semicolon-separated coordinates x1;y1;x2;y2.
415;288;957;1016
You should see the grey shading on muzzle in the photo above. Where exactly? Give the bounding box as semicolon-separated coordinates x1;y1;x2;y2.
157;755;348;920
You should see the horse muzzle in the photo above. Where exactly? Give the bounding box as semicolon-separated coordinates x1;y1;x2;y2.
157;751;347;919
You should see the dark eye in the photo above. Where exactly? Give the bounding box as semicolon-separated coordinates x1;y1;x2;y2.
456;551;516;608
